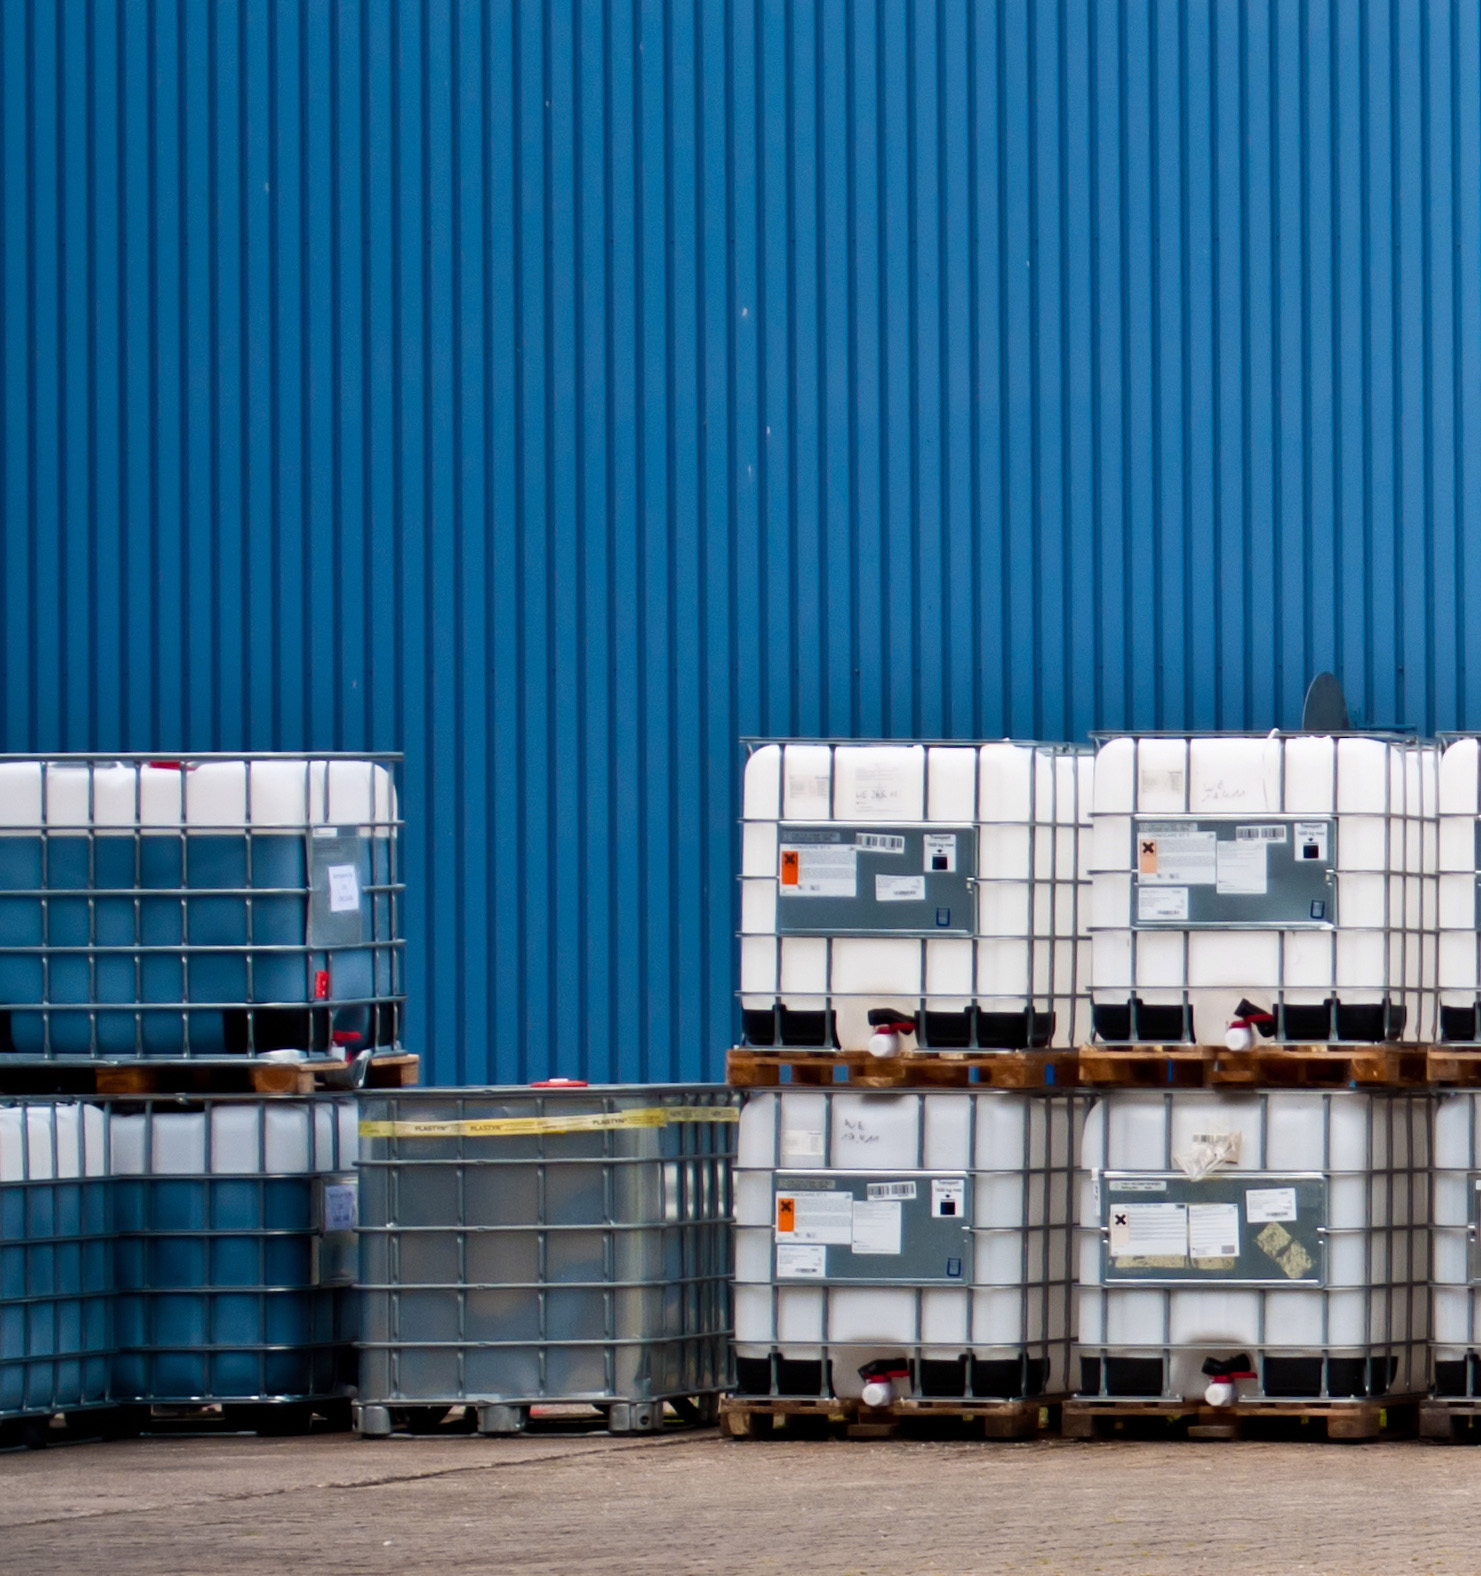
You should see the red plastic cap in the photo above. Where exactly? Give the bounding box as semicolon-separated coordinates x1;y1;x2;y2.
531;1078;588;1088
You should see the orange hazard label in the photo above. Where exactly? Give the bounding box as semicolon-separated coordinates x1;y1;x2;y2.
776;1196;796;1233
1138;838;1158;875
780;849;800;886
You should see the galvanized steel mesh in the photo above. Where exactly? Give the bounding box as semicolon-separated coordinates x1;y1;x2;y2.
355;1085;737;1410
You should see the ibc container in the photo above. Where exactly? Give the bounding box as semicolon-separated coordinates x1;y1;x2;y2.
1435;738;1481;1042
1;1100;110;1437
732;1088;1079;1404
1429;1093;1481;1398
739;741;1093;1053
0;754;403;1058
109;1095;359;1430
1089;733;1436;1046
1076;1090;1428;1403
354;1085;736;1435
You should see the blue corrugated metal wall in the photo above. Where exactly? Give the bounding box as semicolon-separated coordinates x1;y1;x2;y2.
3;2;1479;1083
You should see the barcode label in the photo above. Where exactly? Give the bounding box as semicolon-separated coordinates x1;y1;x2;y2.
856;833;906;853
1235;824;1288;842
865;1180;917;1201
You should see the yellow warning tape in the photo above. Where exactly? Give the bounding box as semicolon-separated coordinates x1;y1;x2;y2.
359;1105;739;1140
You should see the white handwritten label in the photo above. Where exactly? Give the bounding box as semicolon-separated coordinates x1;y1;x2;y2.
327;864;361;914
323;1183;358;1233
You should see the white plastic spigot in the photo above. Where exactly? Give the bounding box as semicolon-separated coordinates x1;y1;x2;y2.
1225;1022;1255;1052
860;1379;894;1409
867;1030;900;1060
1203;1380;1236;1408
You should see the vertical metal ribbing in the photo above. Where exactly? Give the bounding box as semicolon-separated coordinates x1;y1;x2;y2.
1017;1094;1033;1396
913;1091;926;1391
775;1084;787;1380
385;1105;398;1404
455;1088;467;1408
1328;739;1338;1039
254;1097;266;1399
1254;1090;1268;1373
965;1086;978;1380
130;766;142;1058
1274;737;1286;1026
1160;1091;1174;1395
1179;740;1190;1040
84;762;96;1053
1322;1091;1335;1399
178;769;190;1057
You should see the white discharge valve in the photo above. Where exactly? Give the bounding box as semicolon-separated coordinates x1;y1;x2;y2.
866;1015;916;1060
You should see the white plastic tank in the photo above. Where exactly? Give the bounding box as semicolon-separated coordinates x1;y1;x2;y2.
1436;738;1481;1041
1089;734;1436;1045
1430;1093;1481;1396
733;1089;1077;1402
1076;1090;1428;1401
740;742;1093;1052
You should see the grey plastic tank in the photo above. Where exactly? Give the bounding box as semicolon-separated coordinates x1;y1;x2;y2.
354;1085;736;1436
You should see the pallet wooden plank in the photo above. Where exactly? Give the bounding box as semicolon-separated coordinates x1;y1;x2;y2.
1064;1396;1413;1442
0;1055;386;1097
726;1047;1074;1092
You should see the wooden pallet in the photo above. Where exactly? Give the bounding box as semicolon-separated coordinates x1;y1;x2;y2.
726;1047;1076;1091
1075;1044;1434;1090
1418;1398;1481;1442
0;1050;418;1097
1062;1395;1418;1442
720;1394;1053;1440
1421;1050;1481;1089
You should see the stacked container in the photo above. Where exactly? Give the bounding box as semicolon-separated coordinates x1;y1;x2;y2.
1076;1090;1428;1404
1436;738;1481;1043
0;1100;110;1441
109;1095;359;1430
739;741;1093;1053
0;755;402;1059
1089;733;1436;1046
355;1086;735;1435
733;1088;1079;1407
1430;1093;1481;1399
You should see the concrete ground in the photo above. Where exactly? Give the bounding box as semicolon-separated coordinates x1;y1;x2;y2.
6;1425;1481;1574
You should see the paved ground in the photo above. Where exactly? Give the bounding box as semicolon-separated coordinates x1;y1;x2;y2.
6;1426;1481;1574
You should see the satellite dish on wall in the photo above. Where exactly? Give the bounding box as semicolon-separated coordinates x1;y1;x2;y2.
1301;672;1350;732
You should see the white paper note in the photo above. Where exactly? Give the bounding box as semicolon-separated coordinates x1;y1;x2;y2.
1138;886;1190;922
1245;1186;1298;1224
776;1242;827;1279
1216;840;1268;895
1188;1202;1241;1260
850;1199;903;1255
